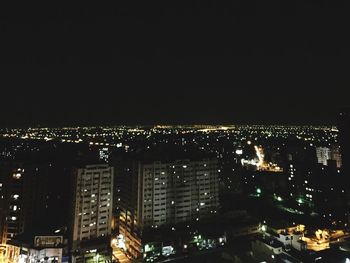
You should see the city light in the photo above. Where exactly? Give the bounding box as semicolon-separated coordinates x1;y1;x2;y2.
0;123;345;262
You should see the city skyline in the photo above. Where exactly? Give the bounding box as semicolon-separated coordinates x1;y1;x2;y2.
1;3;350;262
1;120;349;262
0;87;347;127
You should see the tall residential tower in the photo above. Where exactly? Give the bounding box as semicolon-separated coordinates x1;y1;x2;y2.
114;150;219;258
72;164;114;247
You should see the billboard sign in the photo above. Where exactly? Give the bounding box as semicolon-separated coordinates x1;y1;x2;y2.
34;236;63;248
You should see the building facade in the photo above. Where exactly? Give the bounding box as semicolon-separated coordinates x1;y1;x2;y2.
0;165;26;245
72;164;114;246
116;158;219;258
316;147;331;166
139;159;219;228
330;145;342;169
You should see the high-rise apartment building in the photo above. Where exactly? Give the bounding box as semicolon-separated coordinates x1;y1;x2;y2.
114;152;219;258
139;160;219;228
330;145;342;169
0;165;26;245
315;146;342;168
0;161;73;250
72;164;114;247
316;147;331;166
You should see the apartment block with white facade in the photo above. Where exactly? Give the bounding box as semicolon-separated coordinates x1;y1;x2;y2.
72;164;113;247
316;147;331;166
139;159;219;228
115;153;219;258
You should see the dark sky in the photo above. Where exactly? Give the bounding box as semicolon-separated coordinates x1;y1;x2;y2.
0;2;349;126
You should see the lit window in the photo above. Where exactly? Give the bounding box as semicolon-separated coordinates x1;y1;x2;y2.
13;173;21;179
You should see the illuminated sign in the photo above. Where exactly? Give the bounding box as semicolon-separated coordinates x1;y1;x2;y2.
34;236;63;248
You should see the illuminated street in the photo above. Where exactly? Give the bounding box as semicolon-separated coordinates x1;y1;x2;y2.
112;247;131;263
301;237;330;252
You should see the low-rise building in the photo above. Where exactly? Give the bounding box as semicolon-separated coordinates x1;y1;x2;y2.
252;235;283;262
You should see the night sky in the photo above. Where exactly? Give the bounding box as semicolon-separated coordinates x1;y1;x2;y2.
1;2;349;127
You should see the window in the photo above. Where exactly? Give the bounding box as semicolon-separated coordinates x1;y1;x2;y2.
13;173;22;179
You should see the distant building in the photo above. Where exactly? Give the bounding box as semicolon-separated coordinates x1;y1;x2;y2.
330;145;342;169
283;160;348;223
114;151;219;258
316;147;331;166
339;108;350;224
339;109;350;175
315;145;342;168
98;148;110;163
